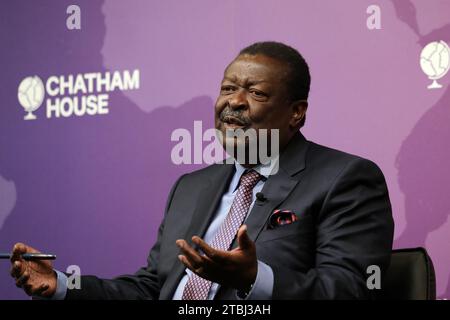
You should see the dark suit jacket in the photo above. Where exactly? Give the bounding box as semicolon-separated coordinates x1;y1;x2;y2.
66;132;394;300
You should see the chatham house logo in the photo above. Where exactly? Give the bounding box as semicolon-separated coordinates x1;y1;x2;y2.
420;40;450;89
17;76;45;120
16;70;139;121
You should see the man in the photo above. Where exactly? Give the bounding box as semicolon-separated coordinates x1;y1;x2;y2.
10;41;394;299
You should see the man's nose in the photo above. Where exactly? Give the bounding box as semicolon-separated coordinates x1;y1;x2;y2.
228;89;248;110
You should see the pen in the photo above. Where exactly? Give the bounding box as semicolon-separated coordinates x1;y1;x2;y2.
0;253;56;261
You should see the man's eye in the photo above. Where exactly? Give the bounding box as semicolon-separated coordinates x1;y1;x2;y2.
250;90;266;97
221;86;235;93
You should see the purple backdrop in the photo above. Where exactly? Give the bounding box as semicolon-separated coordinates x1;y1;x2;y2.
1;0;449;299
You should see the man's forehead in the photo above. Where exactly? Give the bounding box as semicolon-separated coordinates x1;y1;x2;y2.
222;55;286;83
222;74;269;85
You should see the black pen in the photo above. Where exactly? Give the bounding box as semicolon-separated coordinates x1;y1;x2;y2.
0;253;56;261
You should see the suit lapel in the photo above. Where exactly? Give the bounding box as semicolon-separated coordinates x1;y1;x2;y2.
241;169;299;245
231;131;309;248
185;163;235;241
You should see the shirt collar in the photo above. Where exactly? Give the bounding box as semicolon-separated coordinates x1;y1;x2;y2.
230;157;279;192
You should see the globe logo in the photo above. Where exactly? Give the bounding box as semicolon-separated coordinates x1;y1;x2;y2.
420;41;450;89
17;76;45;120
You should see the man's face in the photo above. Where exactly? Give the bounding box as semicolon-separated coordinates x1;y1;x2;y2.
214;54;297;160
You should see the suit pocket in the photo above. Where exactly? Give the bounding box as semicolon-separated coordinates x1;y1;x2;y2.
256;214;314;243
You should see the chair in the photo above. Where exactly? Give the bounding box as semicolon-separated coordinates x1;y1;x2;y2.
376;247;436;300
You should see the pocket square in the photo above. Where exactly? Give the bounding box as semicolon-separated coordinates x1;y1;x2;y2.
268;209;298;229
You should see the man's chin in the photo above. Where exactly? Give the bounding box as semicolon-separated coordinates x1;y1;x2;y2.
223;137;260;162
222;137;247;149
223;123;250;131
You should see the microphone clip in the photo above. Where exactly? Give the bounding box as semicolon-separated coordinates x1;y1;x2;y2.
255;192;267;203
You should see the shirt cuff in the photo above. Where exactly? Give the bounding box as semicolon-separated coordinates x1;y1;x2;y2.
31;269;67;300
52;270;68;300
236;260;273;300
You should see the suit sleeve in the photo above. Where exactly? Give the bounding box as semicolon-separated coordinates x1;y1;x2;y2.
65;174;186;300
271;158;394;299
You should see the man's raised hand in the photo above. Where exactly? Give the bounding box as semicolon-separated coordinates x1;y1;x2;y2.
176;225;258;291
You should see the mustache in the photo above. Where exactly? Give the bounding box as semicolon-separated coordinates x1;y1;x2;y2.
219;107;251;126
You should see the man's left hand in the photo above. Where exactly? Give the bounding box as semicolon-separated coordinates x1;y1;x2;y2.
176;224;257;291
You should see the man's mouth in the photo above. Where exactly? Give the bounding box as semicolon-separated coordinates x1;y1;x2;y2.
222;116;249;129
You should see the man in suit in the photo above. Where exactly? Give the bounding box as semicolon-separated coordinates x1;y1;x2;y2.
10;41;394;299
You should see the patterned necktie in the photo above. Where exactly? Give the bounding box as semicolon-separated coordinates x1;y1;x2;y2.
181;169;261;300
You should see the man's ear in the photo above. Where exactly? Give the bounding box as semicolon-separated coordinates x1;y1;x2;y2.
289;100;308;129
